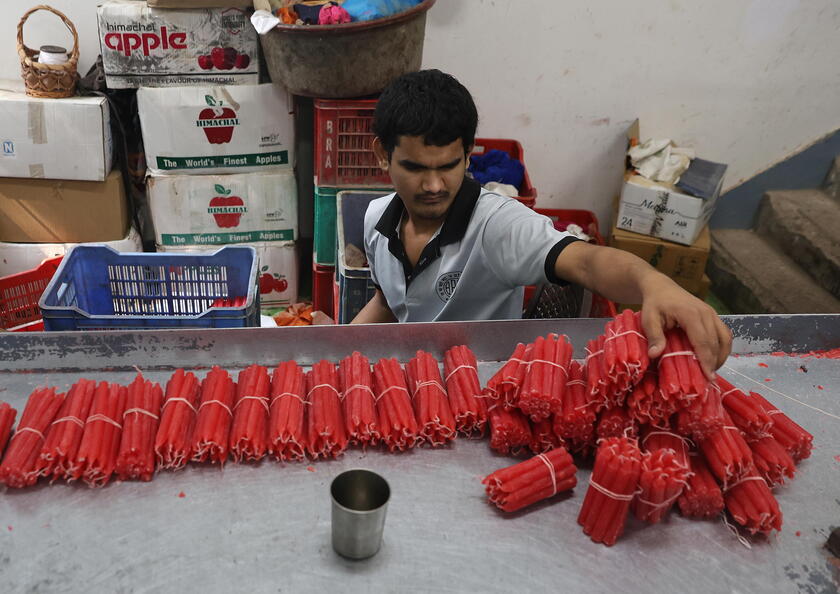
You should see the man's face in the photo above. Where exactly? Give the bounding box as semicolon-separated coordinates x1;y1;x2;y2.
375;135;470;224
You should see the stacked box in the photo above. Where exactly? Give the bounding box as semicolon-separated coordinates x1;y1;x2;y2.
0;90;131;330
138;83;298;313
610;222;711;310
96;0;259;89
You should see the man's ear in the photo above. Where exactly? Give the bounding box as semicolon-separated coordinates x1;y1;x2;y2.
464;143;474;169
372;137;389;171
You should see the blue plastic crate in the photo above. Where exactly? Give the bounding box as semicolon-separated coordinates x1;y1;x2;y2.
337;266;378;324
336;190;386;323
39;245;259;330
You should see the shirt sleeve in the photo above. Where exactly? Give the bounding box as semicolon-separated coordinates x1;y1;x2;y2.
481;199;581;288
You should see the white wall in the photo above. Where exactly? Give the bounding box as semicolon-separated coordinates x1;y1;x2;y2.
3;0;839;230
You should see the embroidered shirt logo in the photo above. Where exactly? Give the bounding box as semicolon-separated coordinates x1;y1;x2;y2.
435;271;461;302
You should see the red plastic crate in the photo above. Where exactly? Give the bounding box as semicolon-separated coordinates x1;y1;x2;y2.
0;256;62;331
526;208;616;318
471;138;537;207
314;98;539;203
313;261;335;319
535;208;605;245
314;98;386;187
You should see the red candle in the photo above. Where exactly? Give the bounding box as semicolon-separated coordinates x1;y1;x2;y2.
0;387;64;488
555;361;598;442
373;358;419;452
443;345;487;436
72;382;127;488
115;373;163;481
718;377;773;442
517;334;572;421
406;351;456;447
155;369;200;471
0;402;16;457
488;404;532;455
578;436;643;546
677;453;724;519
36;379;95;482
192;366;236;465
229;365;271;462
724;470;782;535
306;360;348;459
483;447;577;512
268;360;308;462
339;352;379;446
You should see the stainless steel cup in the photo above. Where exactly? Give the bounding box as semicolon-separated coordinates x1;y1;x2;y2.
330;469;390;560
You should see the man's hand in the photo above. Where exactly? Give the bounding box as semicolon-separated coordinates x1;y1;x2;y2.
640;275;732;380
554;242;732;378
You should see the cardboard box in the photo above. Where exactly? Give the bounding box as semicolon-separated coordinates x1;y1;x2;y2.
0;170;129;243
618;274;711;312
138;84;294;175
148;169;298;246
0;91;112;181
610;223;710;295
148;0;252;6
97;1;258;89
158;241;299;309
0;227;142;278
616;174;723;246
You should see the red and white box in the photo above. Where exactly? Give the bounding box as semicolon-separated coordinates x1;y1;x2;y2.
97;0;258;89
137;84;294;175
147;169;298;247
157;241;299;310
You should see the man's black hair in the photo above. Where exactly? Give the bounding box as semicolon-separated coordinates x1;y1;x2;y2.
373;69;478;157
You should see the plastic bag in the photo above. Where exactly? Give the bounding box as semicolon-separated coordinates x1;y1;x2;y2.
342;0;422;22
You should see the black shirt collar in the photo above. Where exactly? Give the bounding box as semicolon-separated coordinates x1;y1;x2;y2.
374;176;483;286
374;176;482;244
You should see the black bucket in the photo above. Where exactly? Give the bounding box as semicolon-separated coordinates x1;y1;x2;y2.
260;0;436;98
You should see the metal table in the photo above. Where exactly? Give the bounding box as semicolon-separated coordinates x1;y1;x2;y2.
0;315;838;593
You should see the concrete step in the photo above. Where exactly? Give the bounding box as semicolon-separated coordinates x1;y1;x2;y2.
757;189;840;299
708;229;840;314
825;155;840;204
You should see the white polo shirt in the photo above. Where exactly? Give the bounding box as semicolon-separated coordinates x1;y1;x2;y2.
363;176;580;322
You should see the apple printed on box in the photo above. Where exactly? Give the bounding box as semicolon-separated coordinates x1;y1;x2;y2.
147;170;298;246
97;1;259;89
199;97;238;145
137;84;294;176
208;184;245;227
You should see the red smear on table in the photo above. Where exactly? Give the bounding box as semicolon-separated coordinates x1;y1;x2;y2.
178;491;186;498
795;531;801;537
817;386;824;390
834;455;840;463
306;466;316;473
768;349;840;359
7;526;11;531
757;362;768;368
764;378;773;382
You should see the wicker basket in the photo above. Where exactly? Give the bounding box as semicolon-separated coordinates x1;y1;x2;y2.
17;5;79;99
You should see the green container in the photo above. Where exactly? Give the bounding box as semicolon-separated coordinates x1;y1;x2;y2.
314;185;390;266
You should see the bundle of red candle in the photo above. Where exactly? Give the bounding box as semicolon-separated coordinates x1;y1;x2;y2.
0;311;814;551
479;311;813;547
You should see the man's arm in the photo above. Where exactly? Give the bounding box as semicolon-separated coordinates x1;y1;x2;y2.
351;289;397;324
554;241;732;379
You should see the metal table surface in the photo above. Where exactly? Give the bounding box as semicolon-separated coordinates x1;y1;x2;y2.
0;315;838;593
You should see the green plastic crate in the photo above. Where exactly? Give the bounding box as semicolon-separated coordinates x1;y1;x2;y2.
314;184;390;266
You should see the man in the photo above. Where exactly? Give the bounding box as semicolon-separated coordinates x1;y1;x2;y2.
352;69;731;379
